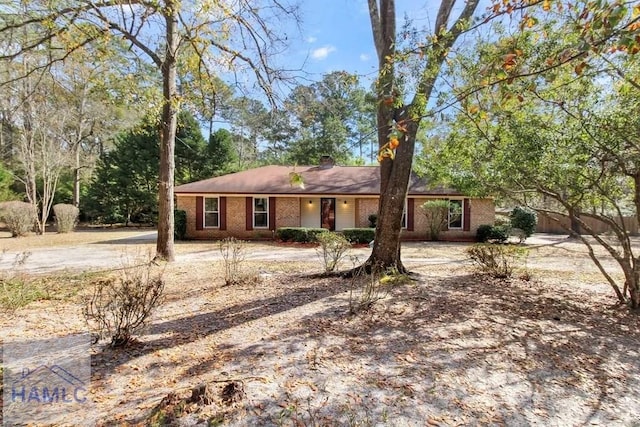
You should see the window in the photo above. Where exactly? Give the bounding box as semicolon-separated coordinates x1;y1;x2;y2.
401;199;408;228
204;197;219;228
254;197;268;228
448;199;463;229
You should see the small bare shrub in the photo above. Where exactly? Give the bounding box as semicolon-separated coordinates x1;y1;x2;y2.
53;203;79;233
0;201;36;237
83;262;164;347
348;258;404;314
466;244;528;279
219;237;259;286
315;231;351;272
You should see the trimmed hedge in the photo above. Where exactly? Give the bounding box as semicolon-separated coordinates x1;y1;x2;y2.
0;201;36;237
342;228;375;244
276;227;328;243
53;203;79;233
476;224;510;243
277;227;376;244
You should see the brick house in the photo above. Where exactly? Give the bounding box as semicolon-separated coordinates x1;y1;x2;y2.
175;158;494;241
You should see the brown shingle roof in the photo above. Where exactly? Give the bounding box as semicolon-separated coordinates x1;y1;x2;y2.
174;165;460;196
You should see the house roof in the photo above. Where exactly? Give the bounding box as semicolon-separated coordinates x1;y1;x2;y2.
174;165;461;196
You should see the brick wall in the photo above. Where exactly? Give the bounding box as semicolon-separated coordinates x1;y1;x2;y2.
403;197;495;240
356;198;379;228
177;196;255;239
275;197;300;228
178;195;494;241
177;196;303;239
469;198;495;231
176;195;197;236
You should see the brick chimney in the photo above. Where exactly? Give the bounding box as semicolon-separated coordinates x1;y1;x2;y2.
319;155;335;169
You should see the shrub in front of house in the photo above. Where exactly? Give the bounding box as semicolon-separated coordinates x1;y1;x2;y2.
476;224;493;242
420;199;450;241
467;243;528;279
174;209;187;240
276;227;327;243
83;262;165;347
305;228;328;242
342;228;376;244
509;206;537;241
367;213;377;228
315;231;351;272
476;224;510;243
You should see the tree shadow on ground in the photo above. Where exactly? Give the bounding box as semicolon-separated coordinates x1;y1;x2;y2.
160;271;640;426
90;232;157;245
90;273;351;383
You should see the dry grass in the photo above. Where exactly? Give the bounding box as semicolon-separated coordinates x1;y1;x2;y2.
0;228;156;251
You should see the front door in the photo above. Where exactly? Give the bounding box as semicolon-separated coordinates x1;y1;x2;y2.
320;198;335;231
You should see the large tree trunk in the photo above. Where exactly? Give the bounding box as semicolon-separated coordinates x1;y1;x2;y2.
367;122;418;272
156;5;178;262
364;0;479;272
569;206;581;235
365;0;405;271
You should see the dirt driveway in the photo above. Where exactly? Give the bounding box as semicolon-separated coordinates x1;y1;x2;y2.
0;229;628;277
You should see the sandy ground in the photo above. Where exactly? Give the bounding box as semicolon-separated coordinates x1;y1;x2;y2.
0;230;627;276
1;230;639;426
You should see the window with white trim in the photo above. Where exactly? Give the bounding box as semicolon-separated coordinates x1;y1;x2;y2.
401;199;408;229
448;199;463;229
254;197;268;228
204;197;219;228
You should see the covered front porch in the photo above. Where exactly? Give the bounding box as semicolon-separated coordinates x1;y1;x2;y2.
300;197;357;231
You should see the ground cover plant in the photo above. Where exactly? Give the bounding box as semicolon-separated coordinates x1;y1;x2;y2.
0;230;638;426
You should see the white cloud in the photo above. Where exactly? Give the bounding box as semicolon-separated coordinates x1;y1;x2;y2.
306;36;317;43
359;53;370;61
311;45;336;60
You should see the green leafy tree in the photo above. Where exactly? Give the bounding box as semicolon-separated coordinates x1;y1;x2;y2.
509;207;537;240
175;111;209;184
85;111;215;223
205;129;237;177
283;71;375;165
423;22;640;309
85;118;159;225
0;162;17;201
258;109;296;165
222;96;269;169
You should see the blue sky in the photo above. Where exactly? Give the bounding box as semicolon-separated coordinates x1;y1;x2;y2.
294;0;378;80
290;0;444;82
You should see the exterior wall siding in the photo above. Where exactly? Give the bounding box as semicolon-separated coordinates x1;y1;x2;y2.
301;198;321;228
335;198;355;230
